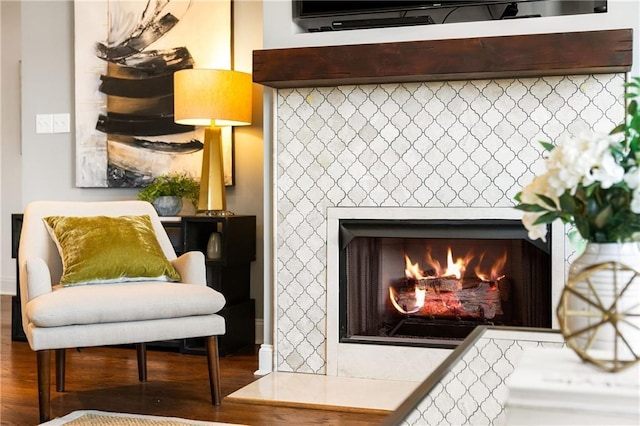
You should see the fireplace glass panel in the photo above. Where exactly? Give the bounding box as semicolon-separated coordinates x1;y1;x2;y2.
339;219;552;348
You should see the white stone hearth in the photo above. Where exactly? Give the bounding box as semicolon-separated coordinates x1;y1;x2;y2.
273;74;626;376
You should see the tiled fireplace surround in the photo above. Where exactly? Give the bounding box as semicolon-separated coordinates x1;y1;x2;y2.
260;32;632;381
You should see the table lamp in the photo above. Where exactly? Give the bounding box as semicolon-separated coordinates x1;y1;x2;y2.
174;68;252;215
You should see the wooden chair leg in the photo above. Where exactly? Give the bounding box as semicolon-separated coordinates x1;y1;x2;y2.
205;336;222;405
136;343;147;382
37;350;52;423
55;349;66;392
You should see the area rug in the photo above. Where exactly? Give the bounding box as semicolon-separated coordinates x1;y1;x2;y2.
39;410;240;426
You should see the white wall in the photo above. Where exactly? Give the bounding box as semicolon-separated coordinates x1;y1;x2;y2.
0;0;266;326
229;0;265;322
0;0;3;295
0;0;3;291
1;0;22;296
264;0;639;74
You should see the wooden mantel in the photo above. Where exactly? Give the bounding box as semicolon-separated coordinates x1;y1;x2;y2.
253;29;633;88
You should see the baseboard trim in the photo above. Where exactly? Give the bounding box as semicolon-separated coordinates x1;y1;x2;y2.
254;344;273;375
0;277;16;296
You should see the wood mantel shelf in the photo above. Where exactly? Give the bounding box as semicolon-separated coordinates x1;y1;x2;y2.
253;29;633;88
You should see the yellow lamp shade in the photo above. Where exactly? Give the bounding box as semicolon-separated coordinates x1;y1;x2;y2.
174;69;252;127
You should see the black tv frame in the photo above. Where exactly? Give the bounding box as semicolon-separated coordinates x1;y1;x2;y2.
293;0;512;20
292;0;527;31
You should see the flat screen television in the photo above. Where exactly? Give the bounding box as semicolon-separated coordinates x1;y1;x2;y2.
292;0;526;31
294;1;510;19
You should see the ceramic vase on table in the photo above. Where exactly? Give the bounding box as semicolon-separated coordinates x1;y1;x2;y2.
558;242;640;372
152;196;183;216
207;232;222;259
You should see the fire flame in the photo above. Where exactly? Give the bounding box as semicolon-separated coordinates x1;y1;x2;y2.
475;251;507;282
391;248;507;317
443;248;473;279
404;249;506;282
389;286;424;314
405;255;425;280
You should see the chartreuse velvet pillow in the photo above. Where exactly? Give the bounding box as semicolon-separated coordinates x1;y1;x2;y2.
43;215;180;286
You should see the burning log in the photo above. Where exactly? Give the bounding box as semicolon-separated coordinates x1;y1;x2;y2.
390;277;510;320
394;249;511;319
456;278;509;319
418;276;461;292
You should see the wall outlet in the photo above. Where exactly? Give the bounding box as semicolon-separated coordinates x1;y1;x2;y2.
52;113;71;133
36;114;53;134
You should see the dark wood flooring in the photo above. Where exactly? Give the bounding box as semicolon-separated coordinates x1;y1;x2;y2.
0;295;386;425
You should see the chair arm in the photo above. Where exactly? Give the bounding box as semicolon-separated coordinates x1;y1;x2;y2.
172;251;207;285
23;258;53;301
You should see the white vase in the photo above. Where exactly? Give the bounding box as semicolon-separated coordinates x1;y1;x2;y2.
563;242;640;366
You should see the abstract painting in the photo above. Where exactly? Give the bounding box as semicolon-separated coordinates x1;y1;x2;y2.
74;0;232;188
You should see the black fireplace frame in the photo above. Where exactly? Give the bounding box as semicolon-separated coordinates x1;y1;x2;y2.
338;218;552;348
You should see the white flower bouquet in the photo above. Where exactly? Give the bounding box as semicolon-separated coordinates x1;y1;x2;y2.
515;77;640;243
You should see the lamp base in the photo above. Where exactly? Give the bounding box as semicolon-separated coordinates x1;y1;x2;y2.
198;210;235;217
198;126;228;212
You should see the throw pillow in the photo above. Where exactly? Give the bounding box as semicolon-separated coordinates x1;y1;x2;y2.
43;214;180;285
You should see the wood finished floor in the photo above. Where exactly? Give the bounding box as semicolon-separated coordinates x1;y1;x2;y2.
0;295;386;425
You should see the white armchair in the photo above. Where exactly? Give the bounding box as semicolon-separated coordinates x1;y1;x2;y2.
18;201;227;422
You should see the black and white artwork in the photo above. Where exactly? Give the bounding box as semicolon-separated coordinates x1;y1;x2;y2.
74;0;232;188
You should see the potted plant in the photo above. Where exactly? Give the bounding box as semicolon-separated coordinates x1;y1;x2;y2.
515;77;640;371
138;173;200;216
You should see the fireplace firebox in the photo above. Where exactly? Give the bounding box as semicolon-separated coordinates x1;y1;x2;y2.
339;219;552;348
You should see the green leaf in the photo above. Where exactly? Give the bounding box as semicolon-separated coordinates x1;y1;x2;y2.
630;114;640;131
514;203;547;212
559;192;578;214
630;136;640;154
573;216;590;240
624;81;640;91
584;184;599;198
539;141;555;152
138;173;200;208
536;194;558;209
610;123;625;135
514;192;522;202
586;196;601;221
629;78;640;91
593;231;610;243
593;204;613;230
533;211;561;225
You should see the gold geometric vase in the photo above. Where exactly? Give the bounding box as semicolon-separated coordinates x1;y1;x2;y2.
557;242;640;372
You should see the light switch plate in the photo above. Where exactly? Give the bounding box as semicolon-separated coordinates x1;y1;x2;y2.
52;113;71;133
36;114;53;134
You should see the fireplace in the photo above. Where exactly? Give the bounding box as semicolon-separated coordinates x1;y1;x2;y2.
339;219;551;348
255;32;627;375
271;71;625;378
324;207;566;380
